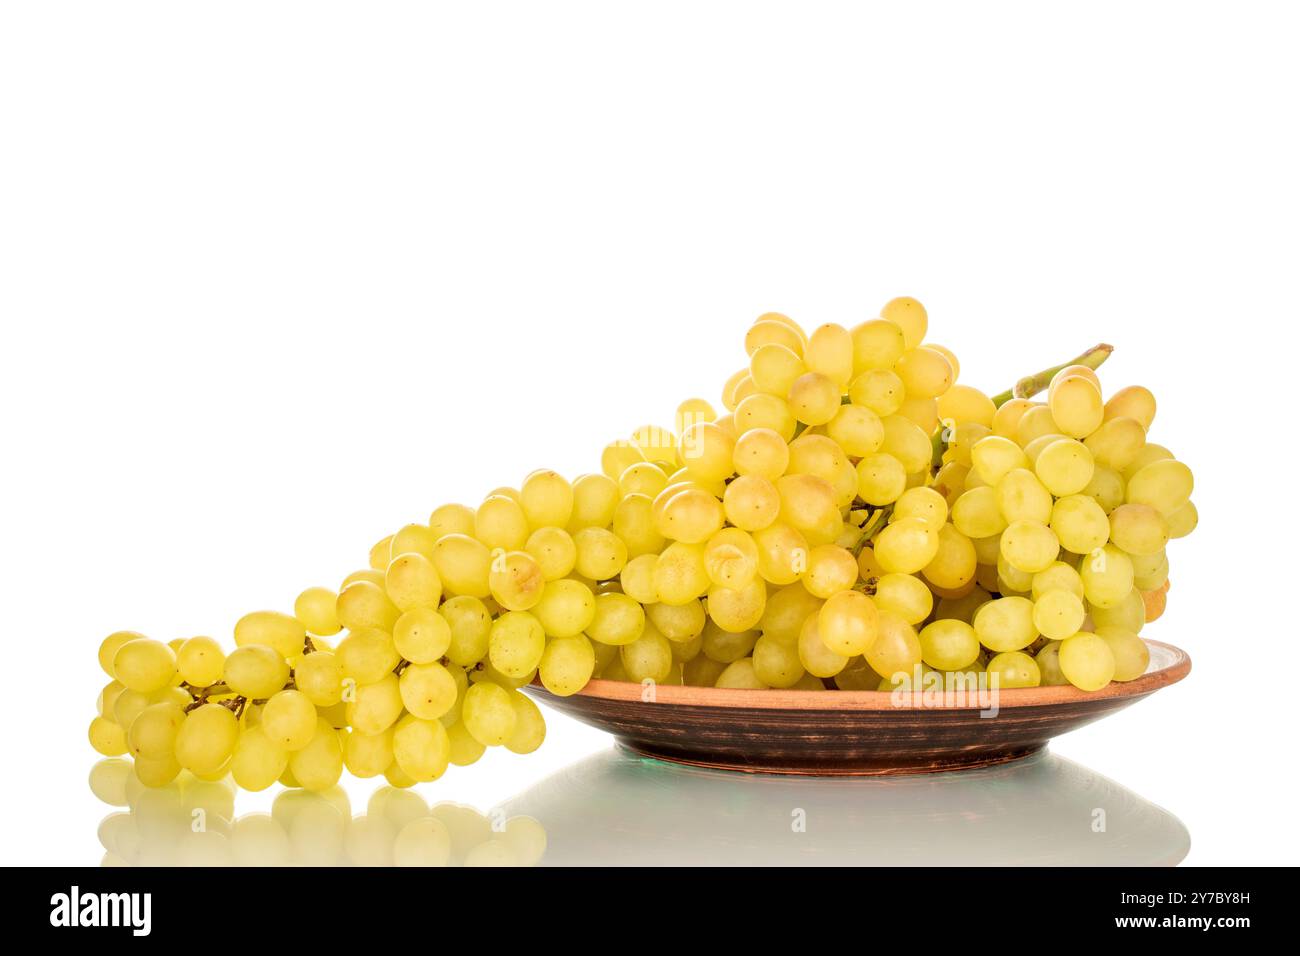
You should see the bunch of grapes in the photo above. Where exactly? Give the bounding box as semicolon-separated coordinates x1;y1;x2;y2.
88;297;1196;792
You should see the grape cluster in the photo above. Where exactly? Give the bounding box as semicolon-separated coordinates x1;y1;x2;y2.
88;298;1197;791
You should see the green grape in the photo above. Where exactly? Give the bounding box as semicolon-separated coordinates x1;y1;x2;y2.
752;633;806;687
1031;561;1084;601
343;727;394;779
223;645;290;700
1015;405;1060;446
1126;458;1194;516
88;717;127;756
1096;627;1150;681
391;715;451;783
486;550;544;611
872;573;933;625
112;639;177;694
971;436;1030;486
796;614;850;678
736;393;799;441
922;523;977;590
503;690;546;754
347;674;404;736
126;702;184;759
475;494;530;551
174;637;225;688
996;554;1034;594
646;600;707;641
569;528;629;581
759;583;822;643
872;517;938;574
894;347;952;399
584;592;646;646
393;607;452;665
439;596;492;666
732;427;789;480
289;718;345;791
919;620;980;671
1033;589;1086;641
707;578;767;632
231;727;288;791
1050;494;1111;555
335;628;400;684
620;626;674;683
715;658;769;689
133;752;182;788
818;590;879;656
532;579;596;637
1035;439;1095;497
1083;416;1145;471
682;654;728;686
1048;375;1104;438
538;635;596;696
951;486;1007;539
880;296;928;350
701;620;760;663
98;631;145;678
293;587;342;637
824;403;885;457
864;611;923;680
1108;503;1169;555
613;492;668;556
880;415;931;474
973;596;1037;652
1035;641;1068;686
749;342;806;396
520;469;574;529
723;475;782;532
777;474;843;546
487;612;546;680
995;468;1052;525
431;533;493;598
678;421;737;483
391;523;438;559
986;651;1041;688
1104;385;1157;429
397;662;457;720
462;682;517;746
234;611;307;660
386;553;443;612
1090;587;1146;632
525;526;578;582
1058;632;1115;691
801;544;858;598
834;655;882;690
1164;498;1197;538
174;703;239;775
1080;465;1125;513
999;520;1060;574
1132;550;1169;591
337;580;401;633
261;689;318;751
1080;543;1135;608
752;522;809;585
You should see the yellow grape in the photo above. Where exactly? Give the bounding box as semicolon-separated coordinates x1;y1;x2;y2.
1126;458;1194;516
745;317;805;357
973;596;1037;652
788;372;842;425
804;322;854;387
1050;494;1111;555
539;635;597;696
336;581;401;632
1079;544;1135;608
1035;438;1095;497
732;427;789;480
1104;385;1157;429
918;619;979;671
818;590;879;656
386;553;443;612
715;658;769;689
864;610;923;679
999;520;1060;574
176;636;225;688
752;634;806;688
703;527;759;590
520;469;574;529
753;523;811;585
734;392;797;440
1048;374;1104;438
223;645;290;699
1108;503;1169;555
475;495;530;550
856;453;908;506
850;318;906;373
797;614;850;678
1058;632;1115;691
991;398;1034;439
429;503;477;539
1096;627;1150;681
1015;405;1060;446
801;544;859;599
986;651;1040;688
399;662;459;720
294;587;342;636
880;296;927;349
951;487;1008;539
1033;589;1086;641
922;523;977;590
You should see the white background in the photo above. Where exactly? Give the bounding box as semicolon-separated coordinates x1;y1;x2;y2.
1;1;1296;865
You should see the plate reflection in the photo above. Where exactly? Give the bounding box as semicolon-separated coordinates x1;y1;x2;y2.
90;747;1188;866
500;747;1189;866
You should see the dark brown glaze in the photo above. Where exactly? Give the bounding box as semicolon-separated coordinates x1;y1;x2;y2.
524;640;1191;775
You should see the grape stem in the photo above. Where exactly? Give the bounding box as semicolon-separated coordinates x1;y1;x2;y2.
991;342;1114;407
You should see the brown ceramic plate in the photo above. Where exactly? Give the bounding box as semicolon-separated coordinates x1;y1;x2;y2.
524;639;1191;775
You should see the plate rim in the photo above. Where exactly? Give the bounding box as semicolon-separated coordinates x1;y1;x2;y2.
532;639;1191;711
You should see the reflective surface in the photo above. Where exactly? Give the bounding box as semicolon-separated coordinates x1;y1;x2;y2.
91;746;1188;866
502;747;1190;866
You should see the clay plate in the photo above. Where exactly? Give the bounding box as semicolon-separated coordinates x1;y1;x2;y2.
524;639;1191;775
